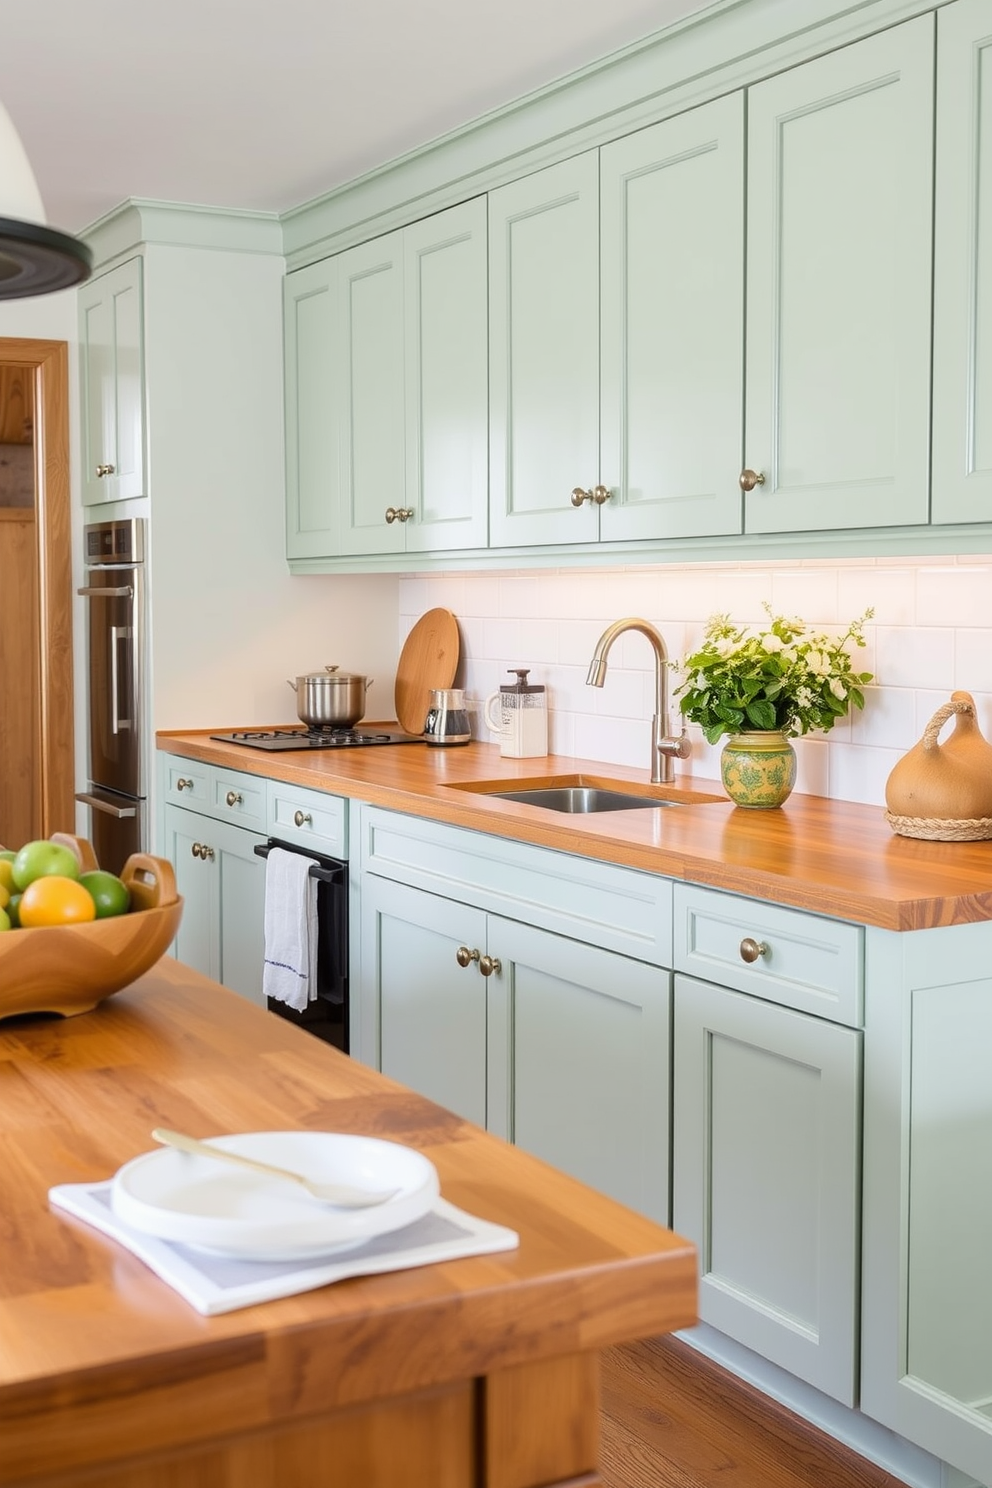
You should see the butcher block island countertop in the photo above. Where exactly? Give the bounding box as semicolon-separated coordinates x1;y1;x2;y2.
159;729;992;931
0;961;696;1488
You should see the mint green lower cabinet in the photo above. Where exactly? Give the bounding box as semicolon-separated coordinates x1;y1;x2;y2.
360;873;670;1222
861;921;992;1487
488;915;670;1225
673;973;861;1407
363;875;488;1128
163;803;266;1007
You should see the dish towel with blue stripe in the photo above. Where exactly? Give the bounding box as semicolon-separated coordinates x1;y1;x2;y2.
262;847;318;1011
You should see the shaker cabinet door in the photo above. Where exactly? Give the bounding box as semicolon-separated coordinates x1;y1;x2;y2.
78;257;145;507
673;973;862;1406
600;92;745;542
284;258;338;559
743;17;934;534
488;152;601;548
932;0;992;524
404;198;489;553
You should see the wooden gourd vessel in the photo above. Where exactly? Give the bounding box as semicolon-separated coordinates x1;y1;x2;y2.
885;691;992;840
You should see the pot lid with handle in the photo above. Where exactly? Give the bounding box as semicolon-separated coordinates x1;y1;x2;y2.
288;665;373;690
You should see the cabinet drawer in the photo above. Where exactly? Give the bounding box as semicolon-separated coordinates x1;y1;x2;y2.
162;757;209;807
210;767;266;831
360;807;672;967
673;884;863;1026
267;780;347;858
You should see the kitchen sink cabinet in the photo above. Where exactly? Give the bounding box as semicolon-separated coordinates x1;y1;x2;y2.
932;0;992;525
357;806;672;1221
488;92;744;549
743;16;933;535
78;257;145;507
361;872;671;1223
284;197;488;560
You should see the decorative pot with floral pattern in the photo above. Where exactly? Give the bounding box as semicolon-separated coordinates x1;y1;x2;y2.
720;731;797;809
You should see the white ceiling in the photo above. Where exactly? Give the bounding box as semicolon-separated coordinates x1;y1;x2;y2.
0;0;715;236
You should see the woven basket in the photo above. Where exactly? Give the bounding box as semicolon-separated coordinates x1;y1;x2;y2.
885;810;992;842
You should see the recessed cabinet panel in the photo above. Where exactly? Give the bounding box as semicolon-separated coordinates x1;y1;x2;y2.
498;916;670;1224
600;93;745;541
744;17;933;533
674;973;861;1405
489;153;600;547
284;263;337;558
79;257;145;507
405;199;489;552
337;233;406;555
932;0;992;523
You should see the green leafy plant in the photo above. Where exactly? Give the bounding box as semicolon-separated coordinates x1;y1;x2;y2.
674;606;874;745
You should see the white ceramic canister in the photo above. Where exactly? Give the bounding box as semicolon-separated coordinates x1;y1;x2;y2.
484;669;548;758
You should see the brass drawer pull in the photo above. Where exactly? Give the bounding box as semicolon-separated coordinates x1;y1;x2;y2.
456;946;480;968
385;506;414;524
176;777;194;792
191;842;215;861
225;790;243;807
570;484;611;507
95;462;116;477
739;468;766;492
293;809;312;827
479;954;502;977
739;937;768;964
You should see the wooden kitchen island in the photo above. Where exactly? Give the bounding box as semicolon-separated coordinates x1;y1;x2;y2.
0;957;696;1488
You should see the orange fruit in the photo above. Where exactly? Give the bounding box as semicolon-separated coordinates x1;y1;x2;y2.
18;875;97;928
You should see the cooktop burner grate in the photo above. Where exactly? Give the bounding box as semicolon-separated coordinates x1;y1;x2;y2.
210;727;425;751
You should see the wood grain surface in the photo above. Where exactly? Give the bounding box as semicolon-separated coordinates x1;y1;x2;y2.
394;607;460;734
158;731;992;931
0;961;696;1488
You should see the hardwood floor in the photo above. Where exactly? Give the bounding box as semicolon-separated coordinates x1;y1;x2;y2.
601;1336;910;1488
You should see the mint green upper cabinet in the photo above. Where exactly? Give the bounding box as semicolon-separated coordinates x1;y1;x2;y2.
488;153;601;547
600;94;745;542
744;18;934;534
78;256;146;506
932;0;992;525
284;199;488;560
403;201;489;553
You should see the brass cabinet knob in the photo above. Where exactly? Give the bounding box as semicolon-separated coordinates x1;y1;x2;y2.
479;954;502;977
385;506;414;524
95;463;116;477
739;469;766;492
293;810;312;827
225;791;242;807
456;945;480;968
739;937;768;964
191;842;215;861
570;485;612;507
176;777;193;792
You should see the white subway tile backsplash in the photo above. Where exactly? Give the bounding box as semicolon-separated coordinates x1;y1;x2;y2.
407;558;992;808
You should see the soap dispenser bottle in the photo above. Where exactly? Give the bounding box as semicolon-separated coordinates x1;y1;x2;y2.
484;669;548;758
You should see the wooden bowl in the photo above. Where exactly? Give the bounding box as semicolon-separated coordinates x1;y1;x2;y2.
0;837;184;1020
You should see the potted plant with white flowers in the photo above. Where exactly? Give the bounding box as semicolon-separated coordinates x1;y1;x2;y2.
674;606;874;807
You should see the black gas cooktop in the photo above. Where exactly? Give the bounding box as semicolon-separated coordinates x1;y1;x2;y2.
210;728;425;752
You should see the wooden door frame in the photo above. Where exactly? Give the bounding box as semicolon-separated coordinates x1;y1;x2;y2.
1;338;74;836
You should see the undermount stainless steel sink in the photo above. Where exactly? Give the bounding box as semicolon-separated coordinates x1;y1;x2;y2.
485;786;682;813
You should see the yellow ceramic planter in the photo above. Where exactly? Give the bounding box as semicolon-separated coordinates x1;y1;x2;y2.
720;731;797;808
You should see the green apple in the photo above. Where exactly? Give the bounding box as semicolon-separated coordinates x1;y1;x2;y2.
11;839;81;891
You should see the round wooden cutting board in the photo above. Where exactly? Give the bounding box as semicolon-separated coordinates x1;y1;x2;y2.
394;608;460;735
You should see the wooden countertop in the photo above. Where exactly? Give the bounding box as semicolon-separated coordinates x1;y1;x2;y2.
158;728;992;931
0;960;696;1487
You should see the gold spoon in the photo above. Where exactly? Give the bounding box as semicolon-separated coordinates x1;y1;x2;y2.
151;1128;400;1209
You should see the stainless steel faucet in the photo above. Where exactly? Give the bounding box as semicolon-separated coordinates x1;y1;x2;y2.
586;617;691;784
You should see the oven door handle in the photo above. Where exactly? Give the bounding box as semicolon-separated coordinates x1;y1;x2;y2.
75;792;138;819
253;841;345;884
77;585;134;599
109;624;132;733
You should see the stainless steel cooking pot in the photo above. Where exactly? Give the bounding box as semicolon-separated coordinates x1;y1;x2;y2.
287;666;373;728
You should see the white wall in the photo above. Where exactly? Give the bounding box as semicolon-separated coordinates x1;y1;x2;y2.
400;555;992;808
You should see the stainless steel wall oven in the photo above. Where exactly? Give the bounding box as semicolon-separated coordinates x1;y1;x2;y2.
254;838;349;1053
76;519;147;875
